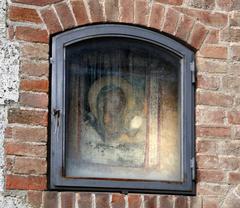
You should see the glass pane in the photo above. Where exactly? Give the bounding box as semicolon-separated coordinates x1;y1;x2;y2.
65;37;181;181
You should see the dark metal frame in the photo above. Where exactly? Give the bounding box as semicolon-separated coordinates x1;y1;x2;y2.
50;24;196;195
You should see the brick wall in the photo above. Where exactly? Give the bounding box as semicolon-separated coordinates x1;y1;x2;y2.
2;0;240;207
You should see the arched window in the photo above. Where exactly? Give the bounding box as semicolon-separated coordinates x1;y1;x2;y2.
50;24;195;194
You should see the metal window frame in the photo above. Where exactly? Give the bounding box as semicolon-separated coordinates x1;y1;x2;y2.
50;24;196;195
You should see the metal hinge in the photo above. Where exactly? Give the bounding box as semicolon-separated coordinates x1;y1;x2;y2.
190;157;196;181
190;61;195;83
50;57;54;64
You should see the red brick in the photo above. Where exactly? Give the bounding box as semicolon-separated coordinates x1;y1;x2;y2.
219;156;240;170
196;91;233;107
9;6;42;24
5;142;47;157
148;3;165;29
27;191;43;208
203;196;220;208
40;7;62;34
200;45;227;59
188;23;208;49
155;0;183;5
134;0;148;25
197;75;220;90
197;140;217;154
7;25;15;40
105;0;119;22
4;127;12;138
119;0;134;22
21;43;49;60
228;111;240;124
217;0;240;11
196;59;227;74
190;197;202;208
159;195;173;208
20;79;49;92
221;28;240;42
144;195;157;208
196;126;231;138
5;156;14;173
162;8;180;34
175;15;194;41
198;170;225;183
20;92;48;108
205;30;219;44
8;108;48;126
111;194;125;208
197;183;229;196
61;192;75;208
6;175;46;190
77;193;92;208
71;0;89;25
95;194;110;208
228;172;240;184
13;157;47;175
128;195;142;208
174;7;228;28
21;61;49;77
43;192;58;208
230;45;240;61
12;126;47;142
55;2;75;30
197;155;219;169
15;27;48;43
12;0;63;6
175;196;188;208
87;0;104;22
196;109;225;125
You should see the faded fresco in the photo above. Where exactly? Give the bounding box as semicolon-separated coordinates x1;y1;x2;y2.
65;38;181;181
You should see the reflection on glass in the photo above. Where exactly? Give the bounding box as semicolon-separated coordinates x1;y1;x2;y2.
65;37;181;181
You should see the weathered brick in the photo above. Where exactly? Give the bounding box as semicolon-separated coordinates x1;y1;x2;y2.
128;195;142;208
196;108;225;125
111;194;125;208
13;157;47;175
233;125;240;139
197;75;220;90
196;126;231;138
105;0;119;21
197;183;229;196
144;195;157;208
230;45;240;61
162;8;180;34
21;43;49;60
205;29;219;44
40;7;62;34
27;191;43;208
55;2;75;30
218;141;240;157
7;25;15;40
155;0;183;5
12;126;47;142
196;58;227;74
219;156;240;170
190;197;202;208
134;0;148;25
86;0;104;22
5;142;47;157
95;194;110;208
188;0;215;9
228;172;240;184
197;140;217;154
198;170;225;183
76;193;92;208
61;192;75;208
230;12;240;26
6;175;47;190
21;61;49;77
20;79;49;92
9;6;42;24
159;195;173;208
119;0;134;22
43;192;58;208
221;28;240;42
196;91;233;107
148;2;165;29
5;156;14;173
12;0;63;6
197;155;219;169
222;76;240;94
4;127;12;138
200;45;227;59
8;108;48;126
217;0;240;11
228;111;240;124
71;0;89;25
175;15;194;41
175;196;188;208
188;23;208;49
202;196;220;208
20;92;48;109
15;27;48;43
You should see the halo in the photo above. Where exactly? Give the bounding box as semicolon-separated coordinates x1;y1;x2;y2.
88;76;135;119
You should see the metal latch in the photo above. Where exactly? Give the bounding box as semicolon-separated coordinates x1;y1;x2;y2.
190;157;196;180
190;61;195;83
50;57;54;64
53;109;61;127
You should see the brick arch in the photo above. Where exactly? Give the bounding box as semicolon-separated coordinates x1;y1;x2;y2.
35;0;210;50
